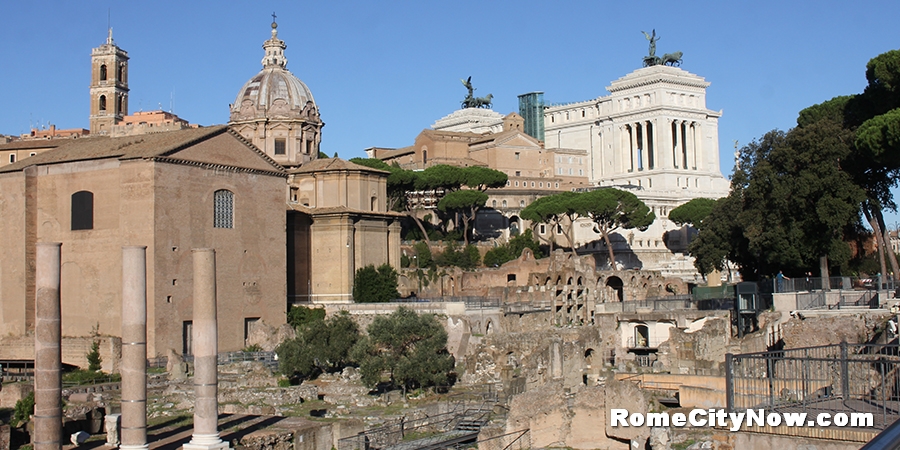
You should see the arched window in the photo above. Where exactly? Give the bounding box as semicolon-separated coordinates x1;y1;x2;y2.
501;200;508;208
491;200;497;208
116;96;123;114
100;64;107;81
213;189;234;228
116;64;124;81
99;95;107;112
71;191;94;230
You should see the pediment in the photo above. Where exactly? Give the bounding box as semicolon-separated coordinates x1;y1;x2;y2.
164;131;283;173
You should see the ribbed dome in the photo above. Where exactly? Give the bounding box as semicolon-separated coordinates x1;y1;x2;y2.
229;21;318;121
232;68;316;115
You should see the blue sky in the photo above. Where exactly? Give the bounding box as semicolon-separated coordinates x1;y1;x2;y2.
2;1;898;218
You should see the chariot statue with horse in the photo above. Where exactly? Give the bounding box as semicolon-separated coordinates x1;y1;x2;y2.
460;76;494;109
641;30;682;67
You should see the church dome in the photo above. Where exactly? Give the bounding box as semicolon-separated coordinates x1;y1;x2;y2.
229;20;319;122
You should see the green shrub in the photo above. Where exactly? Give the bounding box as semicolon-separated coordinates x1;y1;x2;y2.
352;264;400;303
86;340;102;371
242;344;263;353
10;391;34;428
287;306;326;330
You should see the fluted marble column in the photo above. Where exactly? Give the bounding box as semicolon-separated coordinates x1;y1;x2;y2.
34;243;62;450
184;249;230;450
121;246;148;450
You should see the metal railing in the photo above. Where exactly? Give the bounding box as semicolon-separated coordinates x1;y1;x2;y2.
726;342;900;430
770;276;897;294
796;290;879;310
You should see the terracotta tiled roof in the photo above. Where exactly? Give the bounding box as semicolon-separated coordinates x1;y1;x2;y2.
0;139;65;151
0;126;236;173
287;157;388;175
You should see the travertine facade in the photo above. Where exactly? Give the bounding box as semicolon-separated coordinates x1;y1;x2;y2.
543;65;730;277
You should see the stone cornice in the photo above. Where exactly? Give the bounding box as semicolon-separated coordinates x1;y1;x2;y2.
148;156;287;178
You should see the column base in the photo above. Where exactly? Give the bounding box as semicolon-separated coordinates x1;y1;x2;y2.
182;434;231;450
120;445;150;450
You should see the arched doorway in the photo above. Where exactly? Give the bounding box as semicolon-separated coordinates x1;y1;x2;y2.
508;215;520;237
606;276;624;302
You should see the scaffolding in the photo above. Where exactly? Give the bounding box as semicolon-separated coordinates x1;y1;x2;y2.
518;92;545;142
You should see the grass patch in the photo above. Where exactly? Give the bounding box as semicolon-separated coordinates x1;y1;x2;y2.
62;369;120;386
673;439;696;450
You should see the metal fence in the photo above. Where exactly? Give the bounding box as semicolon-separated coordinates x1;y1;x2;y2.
726;342;900;430
796;290;879;310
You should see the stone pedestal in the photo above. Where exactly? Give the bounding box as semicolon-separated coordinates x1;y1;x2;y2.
184;249;230;450
121;246;148;450
105;413;121;446
34;242;62;450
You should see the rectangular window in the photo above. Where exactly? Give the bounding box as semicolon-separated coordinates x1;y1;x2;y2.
515;171;521;177
290;187;299;203
71;191;94;230
9;154;15;163
213;190;234;229
274;138;286;155
539;224;546;235
515;152;520;160
183;321;193;355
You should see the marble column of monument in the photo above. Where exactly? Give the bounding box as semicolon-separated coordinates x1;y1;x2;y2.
121;246;148;450
34;243;62;450
183;249;230;450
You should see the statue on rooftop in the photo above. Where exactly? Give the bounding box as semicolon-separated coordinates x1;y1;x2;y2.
460;76;493;109
641;29;682;67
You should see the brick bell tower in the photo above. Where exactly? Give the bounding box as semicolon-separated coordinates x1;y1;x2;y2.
89;28;129;135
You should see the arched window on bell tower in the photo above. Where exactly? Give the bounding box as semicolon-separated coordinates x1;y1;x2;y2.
116;96;123;115
99;95;107;112
100;64;107;81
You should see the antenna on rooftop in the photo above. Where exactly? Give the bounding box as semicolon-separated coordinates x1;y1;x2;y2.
170;92;174;113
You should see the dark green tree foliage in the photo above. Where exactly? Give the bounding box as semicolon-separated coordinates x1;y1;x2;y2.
352;264;400;303
351;307;455;390
287;305;326;330
413;241;433;268
86;340;102;371
435;241;480;269
483;229;543;267
276;312;360;380
437;190;489;245
687;196;744;275
519;191;580;253
576;188;655;267
461;166;508;192
417;164;465;192
668;198;716;228
691;124;865;279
